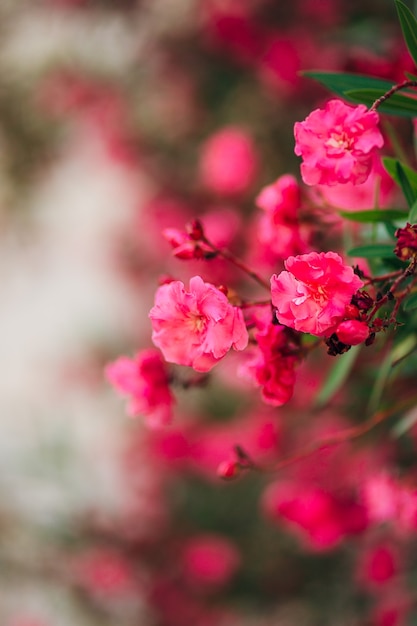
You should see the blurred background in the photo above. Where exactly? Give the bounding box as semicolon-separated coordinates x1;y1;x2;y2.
0;1;415;625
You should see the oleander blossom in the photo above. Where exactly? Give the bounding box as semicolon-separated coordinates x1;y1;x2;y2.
105;349;174;427
294;99;384;186
240;323;298;406
271;251;363;337
149;276;248;372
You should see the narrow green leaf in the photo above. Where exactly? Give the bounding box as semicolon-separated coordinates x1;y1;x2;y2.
396;161;417;207
403;291;417;311
409;198;417;223
302;71;394;96
339;209;408;223
383;157;417;199
314;346;360;408
391;405;417;437
395;0;417;68
347;244;395;258
384;222;398;239
367;350;394;414
344;88;417;117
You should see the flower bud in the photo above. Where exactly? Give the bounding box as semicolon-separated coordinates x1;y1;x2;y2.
336;320;369;345
217;460;241;480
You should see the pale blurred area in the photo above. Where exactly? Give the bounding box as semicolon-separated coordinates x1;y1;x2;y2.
0;2;173;623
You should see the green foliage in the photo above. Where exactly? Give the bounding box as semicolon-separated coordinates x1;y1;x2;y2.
339;209;408;223
303;72;417;117
395;0;417;67
347;244;396;258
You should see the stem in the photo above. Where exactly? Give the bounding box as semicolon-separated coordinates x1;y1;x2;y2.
367;257;417;320
370;80;417;111
234;395;417;475
201;235;271;291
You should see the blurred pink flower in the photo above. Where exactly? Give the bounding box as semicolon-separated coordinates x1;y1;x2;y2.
239;323;298;406
181;534;240;588
357;542;399;589
72;549;136;598
106;349;174;427
199;126;259;195
252;174;307;263
294;99;384;186
262;480;368;551
271;251;363;336
149;276;248;372
314;155;395;210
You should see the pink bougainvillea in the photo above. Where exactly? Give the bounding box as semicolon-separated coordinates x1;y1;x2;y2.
105;349;174;427
270;251;363;336
294;99;384;186
149;276;248;372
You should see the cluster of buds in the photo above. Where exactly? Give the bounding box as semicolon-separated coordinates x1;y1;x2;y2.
163;219;215;260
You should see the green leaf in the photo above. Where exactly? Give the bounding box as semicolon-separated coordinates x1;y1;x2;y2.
303;71;417;117
303;71;394;96
391;405;417;437
396;160;417;207
384;222;398;239
383;157;417;208
314;346;360;408
409;198;417;223
395;0;417;68
339;209;408;223
347;244;396;258
344;88;417;117
403;291;417;311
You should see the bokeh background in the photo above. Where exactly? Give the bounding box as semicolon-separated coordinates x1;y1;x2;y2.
0;1;415;625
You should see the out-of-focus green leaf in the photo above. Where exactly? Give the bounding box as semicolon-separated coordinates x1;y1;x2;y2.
395;0;417;68
384;222;398;239
314;346;360;408
408;198;417;223
339;209;408;223
383;158;417;211
396;161;417;207
348;244;396;258
403;291;417;311
383;157;417;200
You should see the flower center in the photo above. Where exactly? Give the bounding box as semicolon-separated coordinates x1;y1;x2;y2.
188;313;207;333
326;131;353;151
312;284;328;305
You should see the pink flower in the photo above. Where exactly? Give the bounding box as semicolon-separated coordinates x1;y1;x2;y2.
105;349;174;427
262;480;368;551
253;174;307;263
294;99;384;186
181;534;240;587
149;276;248;372
270;251;363;336
239;323;298;406
199;126;259;195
